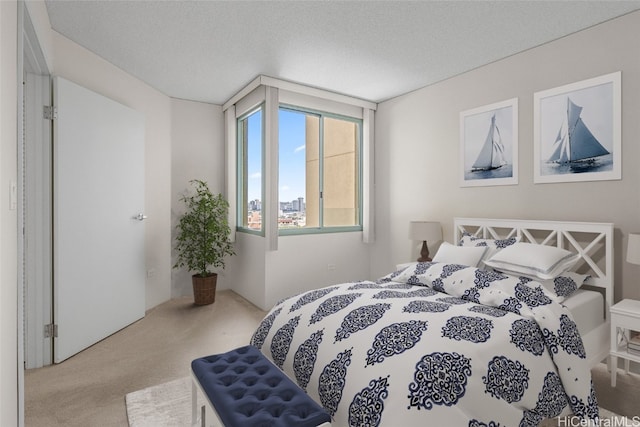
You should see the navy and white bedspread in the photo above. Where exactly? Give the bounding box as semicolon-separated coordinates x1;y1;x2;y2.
250;262;599;427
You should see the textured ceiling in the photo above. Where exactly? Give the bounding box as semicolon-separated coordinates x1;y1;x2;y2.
44;1;640;105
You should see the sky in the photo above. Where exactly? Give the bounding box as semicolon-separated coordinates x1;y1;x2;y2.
246;108;307;203
278;109;308;203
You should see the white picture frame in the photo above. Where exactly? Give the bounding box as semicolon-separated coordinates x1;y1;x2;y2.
533;71;621;184
459;98;518;187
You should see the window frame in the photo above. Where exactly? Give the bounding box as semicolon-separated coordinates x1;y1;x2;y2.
236;103;265;236
228;77;375;244
278;103;363;236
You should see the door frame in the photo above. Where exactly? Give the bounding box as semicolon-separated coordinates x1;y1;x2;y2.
18;2;52;425
21;0;53;370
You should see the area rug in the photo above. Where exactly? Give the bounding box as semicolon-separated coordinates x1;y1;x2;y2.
126;377;631;427
126;377;196;427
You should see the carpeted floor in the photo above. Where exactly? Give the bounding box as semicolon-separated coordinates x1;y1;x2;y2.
24;291;266;427
25;290;640;426
125;377;194;427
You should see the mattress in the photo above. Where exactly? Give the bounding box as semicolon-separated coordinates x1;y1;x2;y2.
564;289;605;336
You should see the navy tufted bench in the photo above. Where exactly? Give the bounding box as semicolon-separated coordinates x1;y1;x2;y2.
191;345;331;427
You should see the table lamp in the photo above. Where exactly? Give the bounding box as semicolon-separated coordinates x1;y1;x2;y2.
409;221;442;262
627;233;640;265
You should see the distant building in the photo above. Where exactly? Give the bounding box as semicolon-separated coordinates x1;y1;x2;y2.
249;199;261;212
247;211;261;230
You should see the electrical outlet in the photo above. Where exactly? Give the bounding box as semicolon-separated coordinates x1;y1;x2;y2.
327;264;336;271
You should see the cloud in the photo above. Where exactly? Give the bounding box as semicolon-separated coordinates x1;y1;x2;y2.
294;144;305;153
281;185;290;191
249;172;261;179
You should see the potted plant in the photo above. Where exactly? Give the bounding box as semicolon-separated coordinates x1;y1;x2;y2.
173;180;235;305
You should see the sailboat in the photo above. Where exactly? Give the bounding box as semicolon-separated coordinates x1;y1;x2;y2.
471;114;506;172
547;98;609;164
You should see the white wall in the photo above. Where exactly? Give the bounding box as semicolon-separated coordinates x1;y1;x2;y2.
372;11;640;302
226;232;371;311
265;232;371;308
0;1;18;424
51;32;173;309
170;98;225;297
226;233;267;309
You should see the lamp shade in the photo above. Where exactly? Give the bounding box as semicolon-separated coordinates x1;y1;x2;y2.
627;233;640;265
409;221;442;243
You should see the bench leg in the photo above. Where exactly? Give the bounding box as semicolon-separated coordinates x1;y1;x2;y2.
191;379;198;427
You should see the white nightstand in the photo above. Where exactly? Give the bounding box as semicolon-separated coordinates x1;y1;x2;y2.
609;299;640;387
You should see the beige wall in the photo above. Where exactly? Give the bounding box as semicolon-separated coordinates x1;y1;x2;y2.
305;115;359;227
170;98;225;297
372;11;640;302
305;115;320;227
323;117;358;226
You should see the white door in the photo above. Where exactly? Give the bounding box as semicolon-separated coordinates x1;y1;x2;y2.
53;76;146;363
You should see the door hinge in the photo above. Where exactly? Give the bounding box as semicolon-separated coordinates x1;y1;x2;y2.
43;105;57;120
44;323;58;338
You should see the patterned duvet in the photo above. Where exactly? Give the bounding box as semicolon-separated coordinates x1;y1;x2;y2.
250;262;599;427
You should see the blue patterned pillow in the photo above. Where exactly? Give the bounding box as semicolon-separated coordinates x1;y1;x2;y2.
540;272;591;303
458;232;520;269
458;232;519;249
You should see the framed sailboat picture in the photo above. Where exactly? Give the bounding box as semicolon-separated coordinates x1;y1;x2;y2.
460;98;518;187
534;72;621;184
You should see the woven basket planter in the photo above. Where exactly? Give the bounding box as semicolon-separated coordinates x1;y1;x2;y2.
192;273;217;305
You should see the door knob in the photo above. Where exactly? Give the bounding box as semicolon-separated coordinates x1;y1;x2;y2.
134;213;148;221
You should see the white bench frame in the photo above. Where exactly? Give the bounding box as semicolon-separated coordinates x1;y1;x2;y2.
191;369;225;427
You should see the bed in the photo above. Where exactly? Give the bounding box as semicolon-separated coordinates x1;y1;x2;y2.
250;218;614;427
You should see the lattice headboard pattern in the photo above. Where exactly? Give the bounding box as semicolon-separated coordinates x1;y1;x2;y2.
453;218;614;315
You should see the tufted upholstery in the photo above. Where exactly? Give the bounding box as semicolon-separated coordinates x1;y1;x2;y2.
191;345;331;427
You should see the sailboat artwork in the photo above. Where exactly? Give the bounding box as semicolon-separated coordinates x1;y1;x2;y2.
534;72;620;183
471;114;506;172
546;98;610;169
460;98;518;187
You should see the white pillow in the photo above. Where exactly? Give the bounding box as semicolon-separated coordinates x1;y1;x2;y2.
432;242;487;268
483;242;580;280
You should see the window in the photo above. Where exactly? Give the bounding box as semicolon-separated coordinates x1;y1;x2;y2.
278;105;362;233
237;105;263;233
231;78;373;241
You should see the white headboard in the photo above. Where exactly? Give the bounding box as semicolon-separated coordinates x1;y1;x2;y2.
453;218;614;317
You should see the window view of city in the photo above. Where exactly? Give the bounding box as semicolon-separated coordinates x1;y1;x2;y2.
279;197;306;228
244;198;307;231
239;104;360;233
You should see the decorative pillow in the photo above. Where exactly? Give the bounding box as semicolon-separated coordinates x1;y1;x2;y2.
458;232;520;268
540;272;591;303
432;242;487;268
483;242;580;281
458;232;520;249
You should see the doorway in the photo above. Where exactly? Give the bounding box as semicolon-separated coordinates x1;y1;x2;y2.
21;1;53;371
